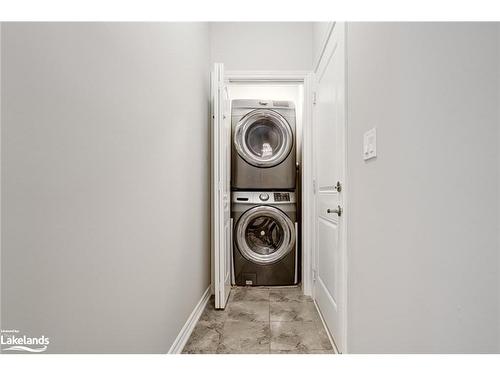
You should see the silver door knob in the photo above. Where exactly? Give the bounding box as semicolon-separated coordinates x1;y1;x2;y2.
327;205;343;216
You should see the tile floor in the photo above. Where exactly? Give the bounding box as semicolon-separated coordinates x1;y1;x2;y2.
182;286;334;354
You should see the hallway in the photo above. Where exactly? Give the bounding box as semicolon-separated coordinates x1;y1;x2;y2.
183;287;334;354
1;21;499;356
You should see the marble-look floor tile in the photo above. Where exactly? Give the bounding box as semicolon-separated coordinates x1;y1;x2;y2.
229;287;270;302
227;301;269;322
217;321;270;354
182;289;335;355
198;296;228;323
269;288;313;303
270;301;320;322
182;321;223;354
270;321;332;352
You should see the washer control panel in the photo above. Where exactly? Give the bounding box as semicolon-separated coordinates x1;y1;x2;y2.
232;191;296;204
273;192;290;202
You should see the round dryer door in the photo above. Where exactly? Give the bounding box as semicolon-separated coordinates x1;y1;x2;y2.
235;206;296;265
234;109;293;168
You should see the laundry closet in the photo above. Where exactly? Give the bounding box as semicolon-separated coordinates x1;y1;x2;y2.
210;22;347;352
229;85;303;287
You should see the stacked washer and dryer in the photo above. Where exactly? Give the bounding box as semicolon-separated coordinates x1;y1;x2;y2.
231;99;298;286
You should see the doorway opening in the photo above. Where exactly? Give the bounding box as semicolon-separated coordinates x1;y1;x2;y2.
227;79;306;288
223;71;315;300
201;68;335;354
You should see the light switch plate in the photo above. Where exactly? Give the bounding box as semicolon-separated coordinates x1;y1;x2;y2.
363;128;377;161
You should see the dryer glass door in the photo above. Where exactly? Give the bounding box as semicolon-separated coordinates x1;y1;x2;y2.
235;206;295;265
234;109;293;168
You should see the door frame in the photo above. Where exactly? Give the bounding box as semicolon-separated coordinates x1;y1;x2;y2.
224;70;316;296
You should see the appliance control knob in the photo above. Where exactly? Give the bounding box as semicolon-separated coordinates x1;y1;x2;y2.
259;193;269;201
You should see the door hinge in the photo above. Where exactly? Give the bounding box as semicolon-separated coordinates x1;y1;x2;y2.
312;179;317;194
312;91;317;105
312;269;317;282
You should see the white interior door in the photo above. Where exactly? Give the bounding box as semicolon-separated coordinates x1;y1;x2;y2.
211;63;231;309
313;23;347;352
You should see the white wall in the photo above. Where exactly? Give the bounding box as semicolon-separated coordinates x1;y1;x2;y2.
312;22;333;69
345;22;499;353
210;22;313;71
1;23;211;353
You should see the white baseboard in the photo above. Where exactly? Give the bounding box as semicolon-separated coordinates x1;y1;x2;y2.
313;298;340;354
168;285;211;354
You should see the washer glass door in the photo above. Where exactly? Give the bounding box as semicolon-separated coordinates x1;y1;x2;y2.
235;206;295;265
234;109;293;168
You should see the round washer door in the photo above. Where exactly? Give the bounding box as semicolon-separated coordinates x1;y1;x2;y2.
235;206;295;265
234;109;293;168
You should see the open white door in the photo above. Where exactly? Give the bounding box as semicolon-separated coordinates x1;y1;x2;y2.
313;23;347;352
211;63;231;309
